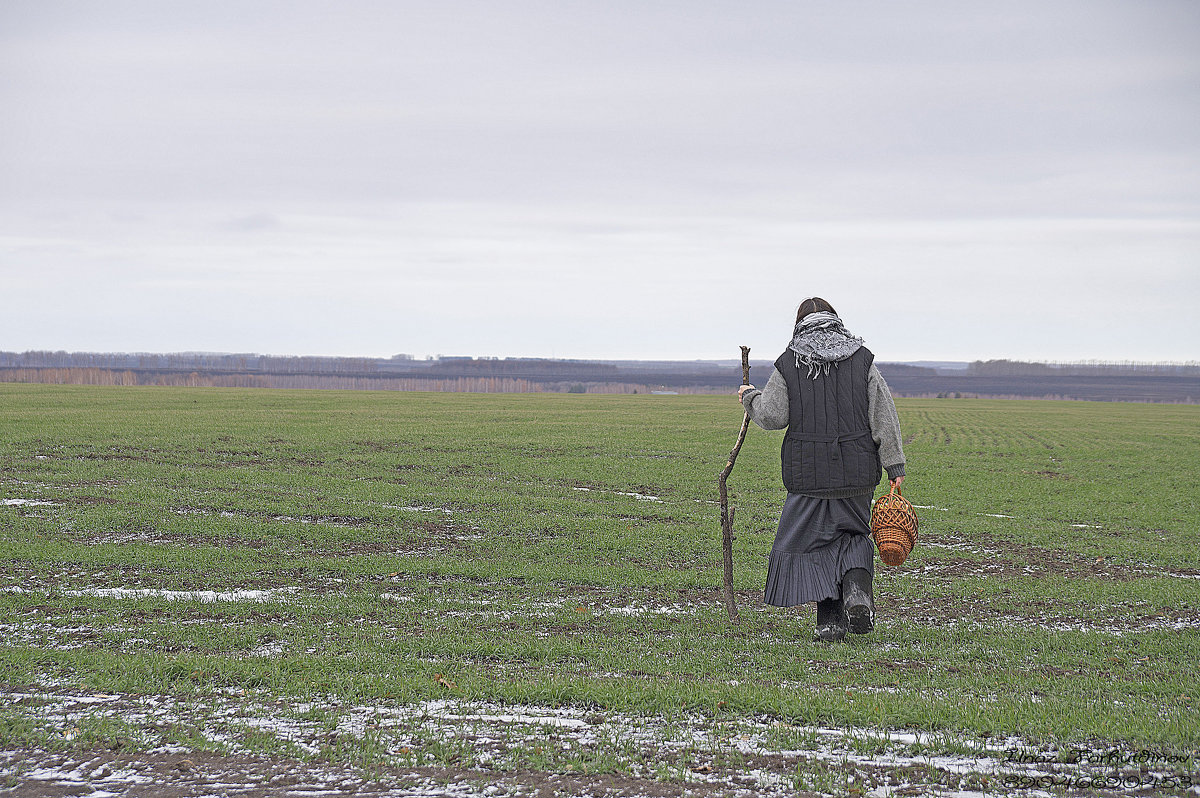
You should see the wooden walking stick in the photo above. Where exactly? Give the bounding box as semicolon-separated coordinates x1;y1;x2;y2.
717;346;752;625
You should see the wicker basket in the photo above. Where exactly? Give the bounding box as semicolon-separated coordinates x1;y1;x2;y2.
871;486;919;566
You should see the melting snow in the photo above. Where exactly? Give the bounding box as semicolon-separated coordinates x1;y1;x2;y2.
422;701;589;729
0;586;295;603
382;504;454;514
75;587;293;602
572;486;664;503
1135;569;1200;581
4;689;1193;798
599;603;689;616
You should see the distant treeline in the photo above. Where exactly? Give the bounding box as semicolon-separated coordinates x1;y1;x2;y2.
967;359;1199;377
4;350;1195;377
0;351;1196;402
879;374;1197;404
0;368;553;394
0;351;382;373
0;351;618;379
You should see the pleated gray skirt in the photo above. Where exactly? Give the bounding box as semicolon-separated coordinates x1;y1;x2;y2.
764;492;875;607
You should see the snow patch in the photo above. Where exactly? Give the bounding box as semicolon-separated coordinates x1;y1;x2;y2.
1;586;296;603
383;504;454;515
5;689;1192;798
572;486;663;503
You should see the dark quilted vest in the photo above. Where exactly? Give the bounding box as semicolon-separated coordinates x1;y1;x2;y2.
775;346;882;496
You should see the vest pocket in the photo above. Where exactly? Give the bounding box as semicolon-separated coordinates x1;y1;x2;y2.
783;430;876;492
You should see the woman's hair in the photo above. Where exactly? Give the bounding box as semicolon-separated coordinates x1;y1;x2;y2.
796;296;838;323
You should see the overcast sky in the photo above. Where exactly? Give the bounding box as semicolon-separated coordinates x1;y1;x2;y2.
2;1;1198;362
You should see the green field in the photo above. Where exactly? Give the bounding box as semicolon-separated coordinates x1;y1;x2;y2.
1;384;1197;796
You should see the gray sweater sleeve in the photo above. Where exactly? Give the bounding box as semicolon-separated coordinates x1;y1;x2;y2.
868;364;906;479
740;368;789;430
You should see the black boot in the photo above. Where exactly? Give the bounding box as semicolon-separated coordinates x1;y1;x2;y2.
813;597;847;642
842;567;875;634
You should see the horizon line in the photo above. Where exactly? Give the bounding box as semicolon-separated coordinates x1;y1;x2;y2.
2;348;1198;367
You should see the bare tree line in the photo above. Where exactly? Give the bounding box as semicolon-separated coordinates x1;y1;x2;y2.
1;351;1197;402
967;359;1200;376
0;351;380;374
4;351;1195;377
0;368;550;393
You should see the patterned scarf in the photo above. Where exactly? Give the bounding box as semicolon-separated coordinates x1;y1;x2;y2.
788;311;864;378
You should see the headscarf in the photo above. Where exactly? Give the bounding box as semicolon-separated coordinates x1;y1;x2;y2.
788;311;864;378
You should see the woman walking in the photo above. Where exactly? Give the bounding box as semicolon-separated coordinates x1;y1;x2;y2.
739;297;906;642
